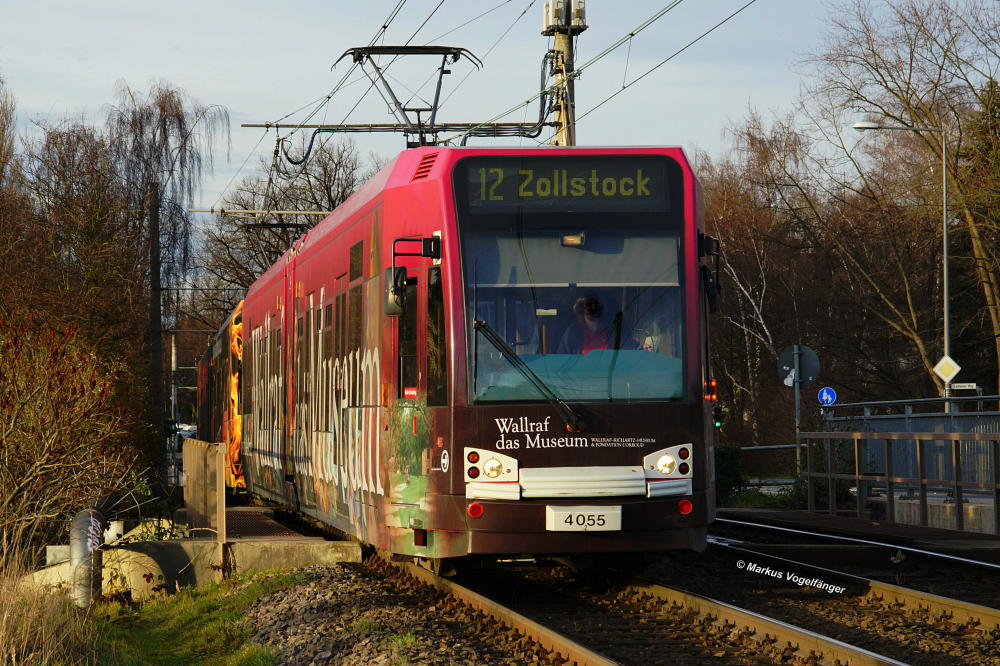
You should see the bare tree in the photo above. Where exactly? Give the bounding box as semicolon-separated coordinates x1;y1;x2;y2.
105;81;229;445
0;80;14;187
16;123;145;353
0;313;136;561
808;0;1000;390
193;136;377;324
729;108;944;394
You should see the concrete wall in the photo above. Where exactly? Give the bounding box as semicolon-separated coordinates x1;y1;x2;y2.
893;499;997;535
27;538;360;601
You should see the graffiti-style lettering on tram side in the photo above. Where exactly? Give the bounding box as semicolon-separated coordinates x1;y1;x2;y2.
246;311;384;513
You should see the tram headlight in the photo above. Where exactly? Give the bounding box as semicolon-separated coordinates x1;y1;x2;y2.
656;454;677;475
483;458;504;478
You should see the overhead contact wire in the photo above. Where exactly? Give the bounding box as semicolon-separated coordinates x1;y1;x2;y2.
402;0;535;110
440;0;538;108
577;0;761;124
279;0;408;139
443;0;687;144
223;1;408;214
425;0;515;43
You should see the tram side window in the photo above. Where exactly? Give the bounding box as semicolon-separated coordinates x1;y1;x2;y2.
307;302;317;401
426;267;447;406
295;315;304;397
337;291;346;359
323;303;334;429
348;286;363;353
323;304;334;357
270;325;281;426
243;328;253;417
398;279;418;397
350;241;363;282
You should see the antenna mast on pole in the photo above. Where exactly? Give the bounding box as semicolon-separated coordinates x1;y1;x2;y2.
543;1;588;146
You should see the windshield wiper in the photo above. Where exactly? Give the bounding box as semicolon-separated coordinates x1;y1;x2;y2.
473;319;585;432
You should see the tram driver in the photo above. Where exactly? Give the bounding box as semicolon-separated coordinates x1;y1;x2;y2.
557;293;616;354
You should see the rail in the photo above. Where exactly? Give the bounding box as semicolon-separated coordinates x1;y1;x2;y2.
625;579;907;665
801;431;1000;534
707;535;1000;630
385;556;616;666
390;552;906;665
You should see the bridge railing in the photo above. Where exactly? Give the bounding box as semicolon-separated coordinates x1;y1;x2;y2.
801;431;1000;535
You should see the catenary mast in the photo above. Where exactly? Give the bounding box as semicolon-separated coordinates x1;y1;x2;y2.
543;1;588;146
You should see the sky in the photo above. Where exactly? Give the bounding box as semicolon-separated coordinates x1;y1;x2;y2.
0;0;829;210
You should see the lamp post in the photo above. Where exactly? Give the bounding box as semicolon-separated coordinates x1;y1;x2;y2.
852;120;951;399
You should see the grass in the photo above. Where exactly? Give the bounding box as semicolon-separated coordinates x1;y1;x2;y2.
95;570;309;665
352;618;382;636
387;632;416;650
1;548;309;666
0;556;106;665
721;485;805;509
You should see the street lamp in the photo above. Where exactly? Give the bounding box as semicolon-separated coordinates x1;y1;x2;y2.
852;120;952;399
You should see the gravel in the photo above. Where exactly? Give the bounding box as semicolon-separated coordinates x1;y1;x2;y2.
245;564;558;665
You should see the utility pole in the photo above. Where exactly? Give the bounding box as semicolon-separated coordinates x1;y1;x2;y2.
543;1;588;146
147;182;164;452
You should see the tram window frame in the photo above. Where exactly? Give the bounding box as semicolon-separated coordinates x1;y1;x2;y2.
426;266;448;406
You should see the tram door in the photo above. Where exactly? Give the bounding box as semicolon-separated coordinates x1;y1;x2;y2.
424;266;450;492
387;264;449;527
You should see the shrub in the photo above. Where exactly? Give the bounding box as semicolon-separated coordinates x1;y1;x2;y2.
0;313;138;563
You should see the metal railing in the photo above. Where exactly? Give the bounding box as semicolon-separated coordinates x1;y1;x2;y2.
822;395;1000;432
801;431;1000;535
182;439;227;543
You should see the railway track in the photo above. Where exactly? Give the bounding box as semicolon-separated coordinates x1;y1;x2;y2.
381;554;907;665
710;518;1000;610
626;520;1000;664
709;538;1000;631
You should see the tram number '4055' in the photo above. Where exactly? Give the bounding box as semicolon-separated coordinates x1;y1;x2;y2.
545;506;622;532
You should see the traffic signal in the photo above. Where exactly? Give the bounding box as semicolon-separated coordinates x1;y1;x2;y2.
712;405;724;429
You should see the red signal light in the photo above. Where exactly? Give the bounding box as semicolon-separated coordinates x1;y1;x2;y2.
678;499;693;515
467;502;484;518
679;462;690;475
467;467;480;479
467;451;480;463
678;447;690;460
704;378;718;402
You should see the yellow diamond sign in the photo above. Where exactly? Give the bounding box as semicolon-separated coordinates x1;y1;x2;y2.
933;355;961;383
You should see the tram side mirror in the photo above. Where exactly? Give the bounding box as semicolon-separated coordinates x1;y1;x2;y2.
702;265;721;313
699;233;722;312
420;237;441;259
698;233;720;258
385;266;408;316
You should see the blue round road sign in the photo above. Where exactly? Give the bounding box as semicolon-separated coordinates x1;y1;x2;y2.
818;387;837;406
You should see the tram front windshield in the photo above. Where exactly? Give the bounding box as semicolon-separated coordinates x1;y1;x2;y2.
454;155;686;403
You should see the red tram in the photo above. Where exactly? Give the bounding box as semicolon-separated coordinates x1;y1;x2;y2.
198;146;718;563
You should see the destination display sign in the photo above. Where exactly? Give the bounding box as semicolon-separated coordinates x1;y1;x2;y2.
456;156;675;214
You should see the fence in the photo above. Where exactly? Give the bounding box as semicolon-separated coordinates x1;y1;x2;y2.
181;439;226;543
822;396;1000;489
801;431;1000;535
